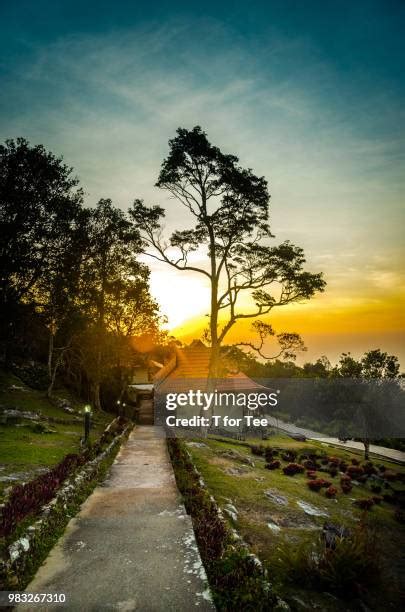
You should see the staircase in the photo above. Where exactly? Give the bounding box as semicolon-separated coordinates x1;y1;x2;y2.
138;396;154;425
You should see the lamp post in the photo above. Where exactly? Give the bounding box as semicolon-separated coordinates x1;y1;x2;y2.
83;404;92;445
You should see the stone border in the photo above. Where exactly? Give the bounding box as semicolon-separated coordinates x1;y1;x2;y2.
168;437;289;611
0;423;132;589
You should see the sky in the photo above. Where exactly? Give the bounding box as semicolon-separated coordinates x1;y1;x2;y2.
1;0;404;365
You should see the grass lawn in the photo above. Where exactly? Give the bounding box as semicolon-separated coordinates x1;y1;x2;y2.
0;370;112;501
187;434;405;611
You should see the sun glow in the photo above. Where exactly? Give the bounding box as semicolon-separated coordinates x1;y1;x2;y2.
149;268;211;329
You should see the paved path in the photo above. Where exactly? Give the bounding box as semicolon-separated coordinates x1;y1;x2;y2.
21;427;214;611
266;416;405;464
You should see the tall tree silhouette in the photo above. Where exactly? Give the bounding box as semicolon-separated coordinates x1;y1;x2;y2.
130;126;326;376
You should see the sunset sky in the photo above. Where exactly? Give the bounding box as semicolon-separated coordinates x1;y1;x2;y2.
1;1;404;365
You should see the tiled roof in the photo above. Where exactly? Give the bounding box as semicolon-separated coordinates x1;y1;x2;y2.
154;341;270;392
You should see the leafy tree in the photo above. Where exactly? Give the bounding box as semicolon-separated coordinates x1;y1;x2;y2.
130;126;325;377
33;208;92;396
0;138;83;367
79;199;161;409
333;349;401;458
302;355;331;378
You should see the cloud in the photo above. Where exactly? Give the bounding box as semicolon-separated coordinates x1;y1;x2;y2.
1;17;403;356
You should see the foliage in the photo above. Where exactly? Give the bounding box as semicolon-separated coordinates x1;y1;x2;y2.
282;462;305;476
0;138;164;407
0;417;129;538
265;460;281;470
274;521;380;598
167;437;277;611
130;125;325;375
307;478;332;491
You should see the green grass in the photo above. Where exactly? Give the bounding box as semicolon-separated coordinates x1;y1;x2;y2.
186;435;405;610
0;370;112;500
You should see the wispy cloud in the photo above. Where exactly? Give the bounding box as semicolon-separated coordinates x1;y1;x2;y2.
0;18;403;351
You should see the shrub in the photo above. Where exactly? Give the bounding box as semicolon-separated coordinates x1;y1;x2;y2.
383;470;397;482
351;458;360;466
302;459;316;470
265;460;280;470
0;418;128;539
329;467;338;477
340;474;352;493
346;465;364;478
281;450;297;462
354;498;375;511
328;456;340;466
307;478;331;492
307;470;317;479
274;521;380;598
264;448;276;462
0;453;85;538
251;444;265;456
167;438;277;610
325;485;338;498
363;462;377;476
372;495;383;505
283;462;305;476
370;484;382;494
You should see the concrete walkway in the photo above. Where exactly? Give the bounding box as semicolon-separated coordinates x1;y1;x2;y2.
21;427;214;611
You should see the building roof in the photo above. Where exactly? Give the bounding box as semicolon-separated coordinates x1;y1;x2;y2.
154;341;270;393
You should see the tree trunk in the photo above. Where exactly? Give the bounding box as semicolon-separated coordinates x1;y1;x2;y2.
47;329;54;379
47;355;59;398
363;438;370;461
92;381;102;411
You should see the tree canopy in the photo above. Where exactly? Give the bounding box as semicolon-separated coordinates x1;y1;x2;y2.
130;126;326;376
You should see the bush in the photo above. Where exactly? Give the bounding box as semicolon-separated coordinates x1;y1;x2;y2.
302;459;316;470
363;462;377;476
251;444;265;457
340;474;352;493
354;498;375;511
307;470;317;479
264;448;276;462
167;438;277;610
307;478;331;492
283;463;305;476
328;456;340;466
0;417;128;538
325;485;338;498
329;467;338;477
265;460;280;470
281;450;297;462
346;465;364;479
0;453;85;538
383;470;397;482
274;521;380;598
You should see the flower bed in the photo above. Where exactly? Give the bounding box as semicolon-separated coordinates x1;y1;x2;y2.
167;437;286;611
0;418;132;589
